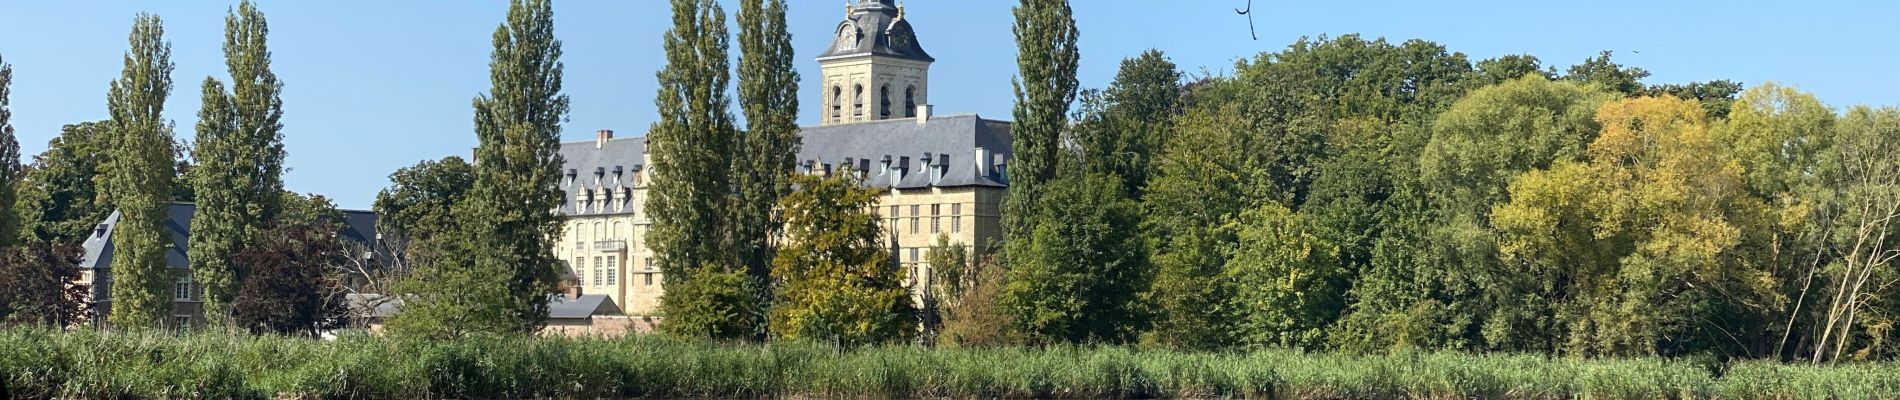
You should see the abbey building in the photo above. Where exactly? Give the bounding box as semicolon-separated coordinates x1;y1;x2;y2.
552;0;1012;315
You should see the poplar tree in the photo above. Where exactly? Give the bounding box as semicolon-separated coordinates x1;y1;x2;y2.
188;0;287;322
999;0;1092;344
732;0;801;323
0;55;20;246
103;14;178;329
387;0;568;337
648;0;758;339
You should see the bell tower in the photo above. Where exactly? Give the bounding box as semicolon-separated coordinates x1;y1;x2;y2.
817;0;933;125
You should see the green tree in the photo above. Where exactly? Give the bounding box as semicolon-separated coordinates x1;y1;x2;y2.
648;0;756;339
16;122;111;244
1000;0;1083;343
1814;105;1900;362
1564;50;1650;95
0;55;20;246
388;0;568;337
1225;202;1343;349
1143;91;1267;350
767;173;913;346
373;156;473;266
1469;54;1554;87
1069;49;1180;198
188;0;289;322
732;0;800;324
923;234;970;334
1002;173;1147;344
102;14;179;330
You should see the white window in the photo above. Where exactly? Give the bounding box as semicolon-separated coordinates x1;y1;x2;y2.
174;282;191;300
593;257;604;286
644;273;654;287
606;256;618;285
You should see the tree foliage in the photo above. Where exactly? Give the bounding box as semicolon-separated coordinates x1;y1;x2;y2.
647;0;758;339
231;193;345;336
188;0;289;322
16;122;111;245
0;54;21;248
0;242;89;327
767;173;913;346
373;156;473;266
388;0;567;337
732;0;800;299
1001;173;1147;344
102;14;178;330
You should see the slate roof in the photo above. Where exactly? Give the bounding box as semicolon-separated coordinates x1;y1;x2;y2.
80;202;379;271
557;136;647;216
795;114;1012;190
818;0;933;62
558;113;1012;218
348;294;620;320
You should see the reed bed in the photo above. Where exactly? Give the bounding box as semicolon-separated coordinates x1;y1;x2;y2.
1;327;1895;399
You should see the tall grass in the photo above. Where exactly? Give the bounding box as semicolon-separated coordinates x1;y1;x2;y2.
1;327;1896;399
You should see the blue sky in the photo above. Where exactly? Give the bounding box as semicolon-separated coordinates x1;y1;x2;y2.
2;1;1896;209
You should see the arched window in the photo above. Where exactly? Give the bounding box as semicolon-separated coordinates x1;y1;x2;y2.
879;85;892;119
905;86;918;117
831;86;843;121
853;84;865;118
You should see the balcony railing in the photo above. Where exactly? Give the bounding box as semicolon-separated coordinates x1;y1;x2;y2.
594;240;628;252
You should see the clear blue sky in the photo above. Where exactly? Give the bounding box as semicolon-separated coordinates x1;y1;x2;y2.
2;1;1896;209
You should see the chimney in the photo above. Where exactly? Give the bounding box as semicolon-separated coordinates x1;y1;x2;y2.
596;129;614;149
975;147;990;178
916;104;934;124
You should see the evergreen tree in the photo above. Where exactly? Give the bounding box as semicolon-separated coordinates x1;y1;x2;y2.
387;0;568;337
188;0;288;322
732;0;800;330
648;0;757;339
767;173;914;346
16;122;111;245
102;14;178;329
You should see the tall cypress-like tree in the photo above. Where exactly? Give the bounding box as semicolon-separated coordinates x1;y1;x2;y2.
1002;0;1078;203
732;0;800;329
999;0;1083;343
103;14;178;329
387;0;568;337
648;0;757;339
0;55;21;246
188;0;288;322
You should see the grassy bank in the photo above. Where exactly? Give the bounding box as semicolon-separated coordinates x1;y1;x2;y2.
1;328;1897;399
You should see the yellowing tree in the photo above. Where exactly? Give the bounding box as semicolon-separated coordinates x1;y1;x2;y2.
1493;96;1765;357
768;172;914;346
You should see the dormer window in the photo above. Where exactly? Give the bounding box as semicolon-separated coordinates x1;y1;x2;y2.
564;169;577;187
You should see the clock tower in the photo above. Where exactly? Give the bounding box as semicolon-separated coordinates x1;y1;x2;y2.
817;0;934;125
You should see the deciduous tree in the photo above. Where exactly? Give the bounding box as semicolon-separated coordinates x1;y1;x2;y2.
102;14;179;329
767;173;913;346
189;0;289;323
